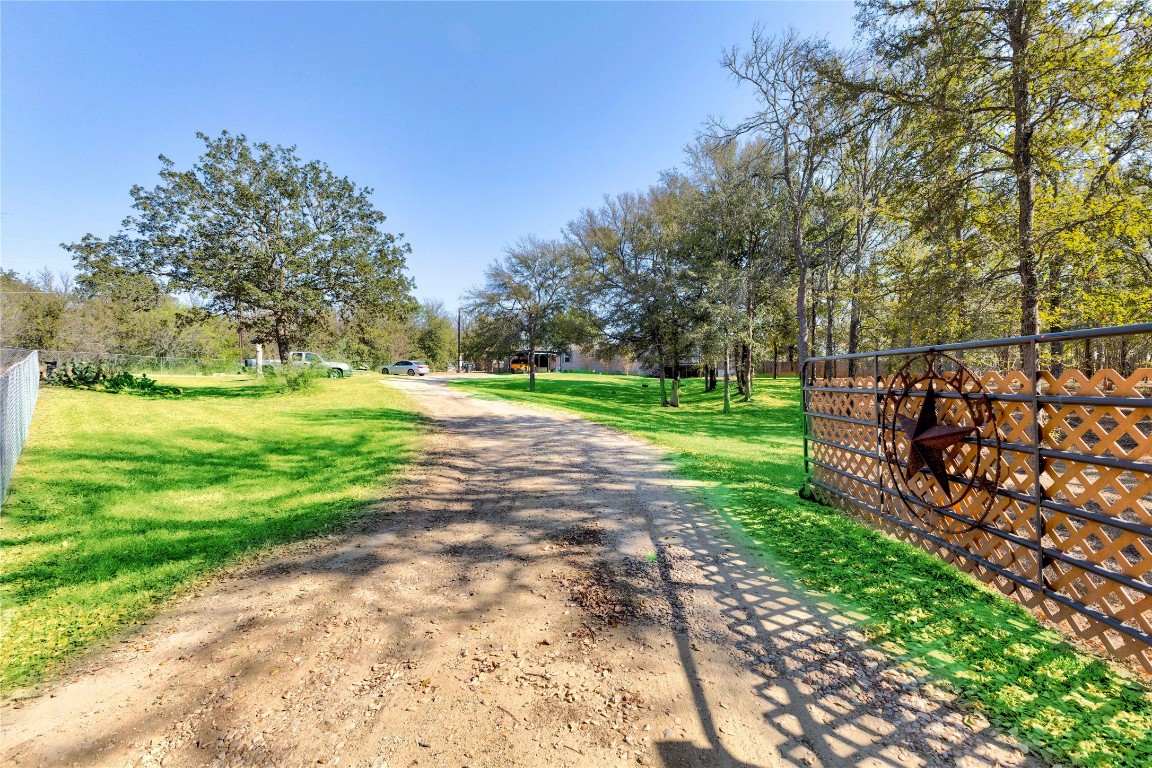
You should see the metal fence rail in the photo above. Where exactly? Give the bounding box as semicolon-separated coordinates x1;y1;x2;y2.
802;323;1152;672
1;348;41;503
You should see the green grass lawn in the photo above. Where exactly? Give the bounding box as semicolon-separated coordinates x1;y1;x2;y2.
451;372;1152;768
1;374;420;693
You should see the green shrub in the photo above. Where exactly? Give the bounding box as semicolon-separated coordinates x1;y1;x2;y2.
103;372;183;396
46;363;182;396
261;365;322;394
46;359;122;388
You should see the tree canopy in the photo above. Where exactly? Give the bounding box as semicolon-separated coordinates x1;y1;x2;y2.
65;131;415;361
468;4;1151;401
465;237;588;391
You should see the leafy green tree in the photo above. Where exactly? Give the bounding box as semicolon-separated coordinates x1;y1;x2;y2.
72;235;164;311
460;310;522;371
568;185;704;407
855;0;1152;361
465;237;585;391
720;29;844;369
412;300;456;370
824;79;899;375
682;138;788;401
65;131;415;362
0;270;72;350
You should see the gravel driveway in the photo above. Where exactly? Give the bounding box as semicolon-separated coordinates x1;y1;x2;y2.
1;378;1040;768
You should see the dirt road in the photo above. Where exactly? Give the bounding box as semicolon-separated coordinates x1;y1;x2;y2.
2;378;1037;768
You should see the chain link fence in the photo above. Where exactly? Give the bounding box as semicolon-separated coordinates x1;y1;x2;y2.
38;350;240;376
1;348;40;503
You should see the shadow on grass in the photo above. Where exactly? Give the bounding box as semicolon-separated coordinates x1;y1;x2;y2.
451;374;1152;768
170;384;279;400
0;400;417;690
723;482;1152;766
45;379;280;401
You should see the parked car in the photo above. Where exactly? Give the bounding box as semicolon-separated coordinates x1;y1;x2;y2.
382;360;430;376
288;352;353;378
246;351;352;378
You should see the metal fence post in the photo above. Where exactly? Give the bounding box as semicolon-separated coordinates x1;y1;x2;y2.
801;359;810;477
1030;338;1046;594
874;353;883;511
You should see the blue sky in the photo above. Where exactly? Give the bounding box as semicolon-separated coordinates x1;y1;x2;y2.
2;1;855;308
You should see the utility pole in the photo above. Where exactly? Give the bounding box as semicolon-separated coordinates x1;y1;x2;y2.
457;307;463;372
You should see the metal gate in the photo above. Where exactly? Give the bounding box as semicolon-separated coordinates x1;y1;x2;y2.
802;324;1152;671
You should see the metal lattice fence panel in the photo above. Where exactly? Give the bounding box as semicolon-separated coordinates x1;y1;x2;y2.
803;325;1152;673
0;348;41;503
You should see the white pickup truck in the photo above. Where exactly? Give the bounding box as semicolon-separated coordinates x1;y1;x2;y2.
247;351;353;378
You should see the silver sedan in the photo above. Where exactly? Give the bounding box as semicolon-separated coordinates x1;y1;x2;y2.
381;360;430;376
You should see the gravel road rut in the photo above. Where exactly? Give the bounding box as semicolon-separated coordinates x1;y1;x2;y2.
2;378;1039;768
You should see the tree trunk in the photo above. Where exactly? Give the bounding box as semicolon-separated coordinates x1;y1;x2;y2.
658;354;668;407
741;342;753;402
723;346;732;414
744;292;755;402
670;372;680;408
1081;337;1093;375
274;313;290;363
1049;261;1064;376
807;298;818;384
807;293;817;365
528;343;537;392
772;340;779;379
1009;0;1039;374
1050;331;1064;377
824;288;835;380
237;301;245;358
794;221;809;376
847;258;862;379
747;343;755;401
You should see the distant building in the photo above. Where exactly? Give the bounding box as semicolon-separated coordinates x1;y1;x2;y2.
554;345;639;374
508;350;558;373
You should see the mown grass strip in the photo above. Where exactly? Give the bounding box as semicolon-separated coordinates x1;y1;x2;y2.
450;372;1152;768
1;375;420;693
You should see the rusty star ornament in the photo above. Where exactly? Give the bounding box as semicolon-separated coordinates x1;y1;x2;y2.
895;384;975;499
879;352;1004;534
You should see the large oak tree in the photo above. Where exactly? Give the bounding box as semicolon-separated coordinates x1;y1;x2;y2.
66;131;414;362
